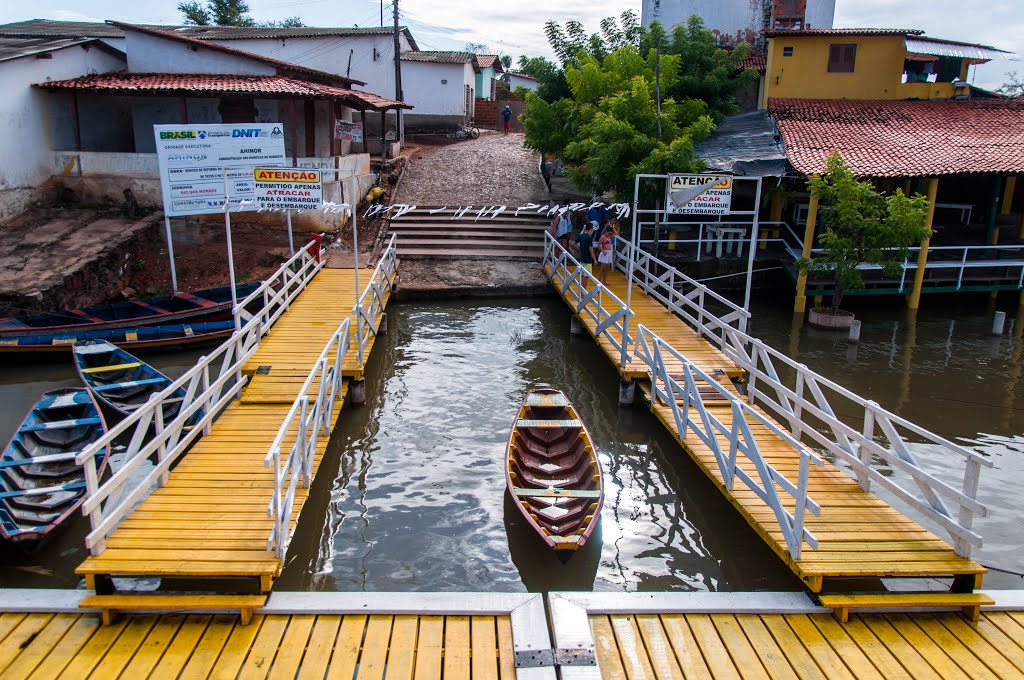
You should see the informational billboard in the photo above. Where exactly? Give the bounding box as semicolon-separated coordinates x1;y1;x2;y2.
334;120;363;143
153;123;287;217
666;174;734;215
253;168;323;211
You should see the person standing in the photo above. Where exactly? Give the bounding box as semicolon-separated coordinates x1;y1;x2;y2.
576;222;597;281
596;220;617;286
501;105;513;134
552;210;572;250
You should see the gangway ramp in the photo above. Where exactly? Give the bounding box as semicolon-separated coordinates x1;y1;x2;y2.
75;245;397;594
545;235;988;594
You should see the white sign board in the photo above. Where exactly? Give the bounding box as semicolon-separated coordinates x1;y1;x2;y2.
153;123;287;217
253;168;323;211
666;174;734;215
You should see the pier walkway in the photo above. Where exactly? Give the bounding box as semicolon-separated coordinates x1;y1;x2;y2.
544;235;988;595
72;241;397;595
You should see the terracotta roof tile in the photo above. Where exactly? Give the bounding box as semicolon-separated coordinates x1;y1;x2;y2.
769;98;1024;177
738;52;767;72
400;50;474;64
33;72;411;110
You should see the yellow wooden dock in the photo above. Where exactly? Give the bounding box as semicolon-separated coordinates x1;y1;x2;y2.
76;268;393;592
0;611;516;679
547;267;986;592
590;610;1024;679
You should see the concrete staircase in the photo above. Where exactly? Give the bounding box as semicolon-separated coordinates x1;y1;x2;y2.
387;207;550;260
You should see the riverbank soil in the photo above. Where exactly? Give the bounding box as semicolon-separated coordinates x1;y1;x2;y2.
396;260;550;300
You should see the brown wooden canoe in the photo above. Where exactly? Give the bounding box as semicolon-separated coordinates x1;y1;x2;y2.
505;388;603;556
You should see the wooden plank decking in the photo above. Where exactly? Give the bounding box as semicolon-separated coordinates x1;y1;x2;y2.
77;269;390;592
0;611;517;679
547;267;986;592
589;610;1024;679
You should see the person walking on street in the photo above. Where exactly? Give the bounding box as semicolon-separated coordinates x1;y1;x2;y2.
501;105;513;134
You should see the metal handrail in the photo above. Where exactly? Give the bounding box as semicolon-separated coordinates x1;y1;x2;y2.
265;317;350;561
544;233;631;359
352;234;398;367
634;324;823;559
78;245;327;555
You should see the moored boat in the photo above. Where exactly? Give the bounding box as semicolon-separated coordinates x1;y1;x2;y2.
73;340;196;423
0;319;235;354
0;388;109;544
505;388;604;558
0;281;259;337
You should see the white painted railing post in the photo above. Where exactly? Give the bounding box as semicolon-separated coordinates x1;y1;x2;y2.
955;457;982;559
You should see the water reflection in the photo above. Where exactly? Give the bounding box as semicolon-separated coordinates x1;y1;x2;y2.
279;299;798;592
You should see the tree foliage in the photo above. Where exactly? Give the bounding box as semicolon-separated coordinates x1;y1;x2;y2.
521;14;755;198
796;152;931;313
177;0;303;27
997;71;1024;97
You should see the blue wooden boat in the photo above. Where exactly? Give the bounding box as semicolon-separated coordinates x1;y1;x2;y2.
73;340;197;423
0;282;259;338
0;319;236;354
0;388;109;544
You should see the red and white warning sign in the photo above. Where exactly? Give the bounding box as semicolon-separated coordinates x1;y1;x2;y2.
253;168;323;210
666;174;733;215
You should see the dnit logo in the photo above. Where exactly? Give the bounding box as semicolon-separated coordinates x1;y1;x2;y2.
232;129;261;138
271;126;283;137
197;130;207;139
159;130;197;140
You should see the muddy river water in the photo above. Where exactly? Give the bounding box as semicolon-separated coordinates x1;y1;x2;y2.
1;294;1021;592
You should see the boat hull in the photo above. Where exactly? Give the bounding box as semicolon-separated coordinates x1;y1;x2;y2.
0;388;109;544
505;388;604;554
0;320;234;354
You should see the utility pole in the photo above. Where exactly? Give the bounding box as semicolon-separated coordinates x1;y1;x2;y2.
393;0;404;147
655;35;662;139
380;0;383;27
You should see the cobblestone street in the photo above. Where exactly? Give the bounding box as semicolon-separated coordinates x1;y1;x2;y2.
395;132;548;206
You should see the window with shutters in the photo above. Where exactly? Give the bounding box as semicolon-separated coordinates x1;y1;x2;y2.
827;44;857;73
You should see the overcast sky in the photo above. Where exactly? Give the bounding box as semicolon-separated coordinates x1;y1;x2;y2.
2;0;1019;89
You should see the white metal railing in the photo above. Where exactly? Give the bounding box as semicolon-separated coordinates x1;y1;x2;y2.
352;234;398;367
544;233;631;359
234;238;326;333
544;233;992;558
78;243;327;554
266;317;351;561
634;324;823;559
717;326;992;557
613;235;751;336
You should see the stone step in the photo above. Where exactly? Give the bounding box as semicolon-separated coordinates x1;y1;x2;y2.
398;247;545;260
396;238;543;248
389;214;552;225
389;221;550;231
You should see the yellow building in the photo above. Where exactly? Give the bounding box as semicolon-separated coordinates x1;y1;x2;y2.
760;28;1008;108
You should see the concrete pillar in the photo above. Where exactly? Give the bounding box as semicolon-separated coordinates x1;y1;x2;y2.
379;314;388;335
848;320;862;342
570;315;584;336
618;380;636;406
908;178;938;310
993;311;1007;335
350;380;366;405
793;186;820;314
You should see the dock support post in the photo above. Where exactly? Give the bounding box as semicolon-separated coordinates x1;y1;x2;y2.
350;380;366;405
570;315;584;336
908;178;938;310
993;311;1006;335
793;184;819;314
848;320;861;342
379;314;388;335
618;380;636;406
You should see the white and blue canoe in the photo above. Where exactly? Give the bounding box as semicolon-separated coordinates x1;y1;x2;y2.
72;340;196;423
0;388;109;544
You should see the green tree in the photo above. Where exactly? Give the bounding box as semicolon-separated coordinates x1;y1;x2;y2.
515;55;571;102
178;0;303;27
997;71;1024;97
796;152;931;314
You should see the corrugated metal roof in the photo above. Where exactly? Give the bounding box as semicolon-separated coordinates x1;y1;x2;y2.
905;37;1012;62
401;51;474;64
0;37;98;62
0;19;123;38
693;111;787;177
765;28;924;37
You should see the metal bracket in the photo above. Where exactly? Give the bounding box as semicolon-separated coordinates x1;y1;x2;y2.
514;649;555;668
256;365;272;375
556;647;597;666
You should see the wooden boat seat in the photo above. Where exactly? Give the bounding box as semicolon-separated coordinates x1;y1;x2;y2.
0;481;84;499
818;593;995;623
81;362;141;374
0;451;85;468
91;377;168;392
21;417;101;432
80;594;268;626
73;343;119;355
512;487;601;498
516;419;582;428
526;393;570;408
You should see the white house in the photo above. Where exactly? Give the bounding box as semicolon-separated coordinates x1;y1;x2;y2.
400;52;478;129
0;36;126;221
0;20;408;223
506;72;539;93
